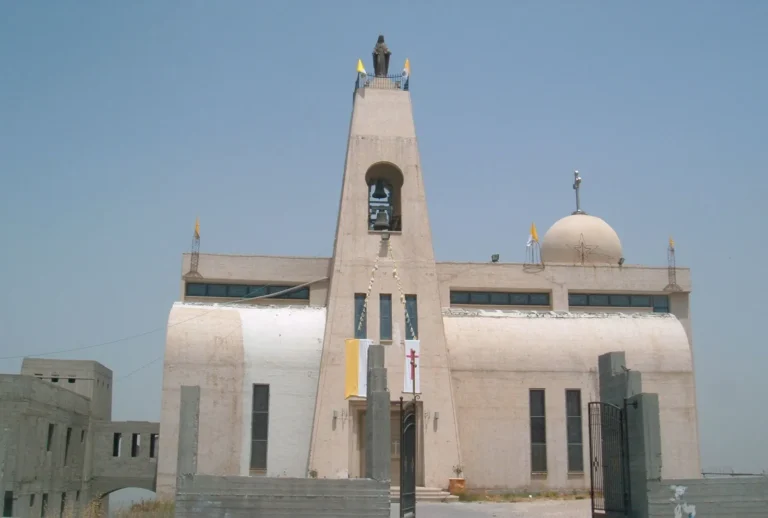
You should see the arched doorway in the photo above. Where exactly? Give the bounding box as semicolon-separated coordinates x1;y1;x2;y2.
365;162;404;232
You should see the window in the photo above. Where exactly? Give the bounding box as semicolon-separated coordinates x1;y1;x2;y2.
3;491;12;518
64;428;72;465
566;390;584;473
29;494;35;508
184;282;310;300
653;295;670;313
250;384;270;474
60;493;66;517
405;295;418;340
40;494;47;518
80;429;85;443
112;433;122;457
588;294;609;306
366;163;404;232
630;295;651;307
131;433;140;457
609;295;630;307
380;294;392;341
150;434;159;458
67;378;76;384
529;389;547;473
354;294;367;339
568;294;589;306
450;291;551;307
46;424;55;451
51;375;59;383
75;491;79;503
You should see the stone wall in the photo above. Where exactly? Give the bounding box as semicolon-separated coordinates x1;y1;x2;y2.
647;477;768;517
175;476;390;518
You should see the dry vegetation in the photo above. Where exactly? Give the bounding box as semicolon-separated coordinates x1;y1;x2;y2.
457;489;590;503
54;499;174;518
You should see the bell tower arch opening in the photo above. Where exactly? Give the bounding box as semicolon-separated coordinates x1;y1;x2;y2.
365;162;404;232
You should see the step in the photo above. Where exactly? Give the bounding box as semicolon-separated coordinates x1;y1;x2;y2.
389;486;459;503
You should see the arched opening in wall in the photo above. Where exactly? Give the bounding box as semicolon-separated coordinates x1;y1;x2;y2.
365;162;404;232
106;488;160;516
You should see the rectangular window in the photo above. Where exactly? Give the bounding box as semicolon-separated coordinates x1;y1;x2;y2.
185;283;206;297
380;294;392;341
80;429;85;443
449;291;470;304
3;491;12;518
227;284;249;297
46;424;55;451
653;295;670;313
29;494;35;508
246;285;268;298
112;433;122;457
40;494;47;518
405;295;418;340
630;295;651;307
131;433;140;457
529;293;550;306
67;378;76;384
568;294;589;306
150;434;159;458
588;294;610;306
250;384;269;473
64;427;72;465
60;493;66;517
529;389;547;473
468;292;490;304
489;292;510;305
354;293;367;339
565;390;584;473
207;284;228;297
609;294;630;307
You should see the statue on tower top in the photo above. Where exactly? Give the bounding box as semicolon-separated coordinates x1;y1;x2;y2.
372;35;391;77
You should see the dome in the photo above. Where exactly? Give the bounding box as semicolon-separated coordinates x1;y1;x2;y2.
540;213;623;265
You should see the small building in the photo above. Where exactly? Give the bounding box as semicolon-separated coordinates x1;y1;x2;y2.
0;359;158;517
158;41;700;497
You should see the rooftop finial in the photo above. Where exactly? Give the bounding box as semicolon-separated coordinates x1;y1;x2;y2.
572;170;586;215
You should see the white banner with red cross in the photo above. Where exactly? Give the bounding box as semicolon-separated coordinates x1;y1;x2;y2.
403;340;421;394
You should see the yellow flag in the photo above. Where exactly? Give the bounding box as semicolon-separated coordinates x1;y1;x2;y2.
669;236;675;249
194;217;200;239
530;222;539;243
404;58;411;74
356;59;366;74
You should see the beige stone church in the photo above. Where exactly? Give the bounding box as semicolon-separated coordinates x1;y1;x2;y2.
156;44;701;498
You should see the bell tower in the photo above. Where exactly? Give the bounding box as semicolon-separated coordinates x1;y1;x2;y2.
308;39;462;487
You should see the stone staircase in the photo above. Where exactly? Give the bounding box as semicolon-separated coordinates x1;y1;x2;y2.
389;486;459;503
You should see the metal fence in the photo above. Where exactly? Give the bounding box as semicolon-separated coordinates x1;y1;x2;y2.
355;73;410;92
588;402;630;515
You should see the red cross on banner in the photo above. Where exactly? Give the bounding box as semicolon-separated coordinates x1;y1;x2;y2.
403;340;421;393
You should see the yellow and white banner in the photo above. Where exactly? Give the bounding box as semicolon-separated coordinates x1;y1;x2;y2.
344;338;373;398
403;340;421;394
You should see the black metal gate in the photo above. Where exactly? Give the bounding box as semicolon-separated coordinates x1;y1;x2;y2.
588;402;630;515
399;397;417;518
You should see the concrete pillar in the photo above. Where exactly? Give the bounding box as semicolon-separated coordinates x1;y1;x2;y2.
598;351;642;406
176;386;200;479
625;393;662;518
365;344;390;483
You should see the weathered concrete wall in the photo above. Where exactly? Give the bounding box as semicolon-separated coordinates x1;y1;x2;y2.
158;304;325;498
21;358;114;421
175;476;390;517
0;375;91;518
648;477;768;517
90;421;159;496
446;312;699;490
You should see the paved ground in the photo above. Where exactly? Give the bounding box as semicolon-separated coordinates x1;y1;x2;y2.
390;499;591;517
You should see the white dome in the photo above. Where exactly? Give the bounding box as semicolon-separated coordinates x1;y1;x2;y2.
540;213;623;265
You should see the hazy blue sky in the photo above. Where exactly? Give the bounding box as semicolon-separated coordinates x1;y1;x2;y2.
1;0;767;500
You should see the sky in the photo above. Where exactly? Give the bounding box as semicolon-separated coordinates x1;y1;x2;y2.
1;0;767;500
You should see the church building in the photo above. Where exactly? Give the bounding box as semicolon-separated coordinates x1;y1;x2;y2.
156;39;701;498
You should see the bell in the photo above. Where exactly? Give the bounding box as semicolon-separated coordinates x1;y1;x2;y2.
373;211;389;231
371;180;387;199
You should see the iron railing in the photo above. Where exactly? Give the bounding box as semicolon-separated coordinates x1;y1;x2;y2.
588;402;630;515
355;73;410;92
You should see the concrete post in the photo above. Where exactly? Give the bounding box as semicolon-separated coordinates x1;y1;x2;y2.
365;344;391;483
625;393;662;518
177;386;201;480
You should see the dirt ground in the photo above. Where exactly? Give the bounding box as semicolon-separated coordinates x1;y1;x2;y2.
390;499;591;517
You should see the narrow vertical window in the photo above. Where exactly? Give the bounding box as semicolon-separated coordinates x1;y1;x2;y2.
566;390;584;472
64;427;72;465
60;493;66;517
3;491;12;518
131;433;140;457
112;433;122;457
354;293;367;339
529;389;547;473
150;434;159;458
29;494;35;508
405;294;418;340
46;424;55;451
380;294;392;341
40;494;48;518
250;384;270;474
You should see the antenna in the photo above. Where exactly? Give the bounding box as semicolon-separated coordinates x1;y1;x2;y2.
524;222;545;272
185;217;202;279
572;170;586;215
664;236;681;292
